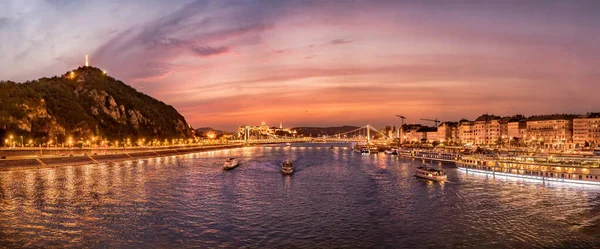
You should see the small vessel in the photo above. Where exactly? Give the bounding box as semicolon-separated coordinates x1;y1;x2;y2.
286;143;291;147
384;148;398;155
414;165;447;182
353;145;370;154
223;158;239;170
330;145;334;150
282;160;294;175
594;147;600;156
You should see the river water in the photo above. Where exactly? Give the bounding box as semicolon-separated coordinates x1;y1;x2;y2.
1;143;599;248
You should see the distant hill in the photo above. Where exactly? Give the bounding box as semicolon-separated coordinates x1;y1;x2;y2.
195;127;227;135
0;66;192;145
291;126;360;137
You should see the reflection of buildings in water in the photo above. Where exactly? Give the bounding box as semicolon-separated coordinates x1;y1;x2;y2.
376;154;387;169
46;169;57;198
83;164;93;193
65;166;76;200
99;163;109;195
23;170;35;200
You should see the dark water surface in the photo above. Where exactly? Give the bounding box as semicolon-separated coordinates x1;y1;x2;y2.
1;144;600;248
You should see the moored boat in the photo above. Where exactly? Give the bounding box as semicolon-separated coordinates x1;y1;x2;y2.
369;147;379;154
286;143;291;147
223;158;239;170
282;160;294;175
384;148;399;155
457;155;600;185
353;144;370;154
414;165;447;182
594;147;600;156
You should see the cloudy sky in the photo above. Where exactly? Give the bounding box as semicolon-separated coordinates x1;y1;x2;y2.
1;0;599;131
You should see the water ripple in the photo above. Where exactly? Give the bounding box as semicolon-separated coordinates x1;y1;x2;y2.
0;144;599;248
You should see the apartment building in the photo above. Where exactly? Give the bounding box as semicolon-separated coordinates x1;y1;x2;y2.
437;122;458;143
573;113;600;147
472;114;502;145
457;120;474;145
526;114;577;149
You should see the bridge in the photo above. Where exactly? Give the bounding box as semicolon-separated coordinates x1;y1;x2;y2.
229;125;393;144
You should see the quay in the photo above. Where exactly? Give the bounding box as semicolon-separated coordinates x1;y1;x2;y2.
0;144;243;171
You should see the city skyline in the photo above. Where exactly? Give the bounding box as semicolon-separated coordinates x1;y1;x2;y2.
2;0;600;131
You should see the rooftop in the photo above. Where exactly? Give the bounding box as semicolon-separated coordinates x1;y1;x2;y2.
417;127;437;132
527;114;579;121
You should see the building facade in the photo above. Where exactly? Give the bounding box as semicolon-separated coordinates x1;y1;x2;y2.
437;122;458;144
457;120;474;145
508;121;520;139
426;128;439;143
526;115;577;149
472;115;502;145
401;124;422;143
573;113;600;147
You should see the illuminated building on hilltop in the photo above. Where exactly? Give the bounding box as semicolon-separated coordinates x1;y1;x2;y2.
238;122;297;139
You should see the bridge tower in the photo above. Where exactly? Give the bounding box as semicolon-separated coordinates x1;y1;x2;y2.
367;125;371;144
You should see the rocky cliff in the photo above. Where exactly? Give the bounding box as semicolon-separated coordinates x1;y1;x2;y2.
0;67;192;145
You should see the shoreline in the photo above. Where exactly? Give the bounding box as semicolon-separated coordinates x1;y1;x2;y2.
0;144;244;171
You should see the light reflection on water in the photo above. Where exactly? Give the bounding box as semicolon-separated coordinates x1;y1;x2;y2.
0;143;599;248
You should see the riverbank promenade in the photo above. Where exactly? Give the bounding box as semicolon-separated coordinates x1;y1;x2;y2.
0;143;243;171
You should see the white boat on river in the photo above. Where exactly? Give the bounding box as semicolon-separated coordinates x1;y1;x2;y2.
414;165;447;182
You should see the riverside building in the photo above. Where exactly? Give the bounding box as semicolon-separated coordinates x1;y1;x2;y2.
472;114;502;145
573;113;600;147
525;114;578;150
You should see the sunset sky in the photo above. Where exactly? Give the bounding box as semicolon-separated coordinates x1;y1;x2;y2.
1;0;599;131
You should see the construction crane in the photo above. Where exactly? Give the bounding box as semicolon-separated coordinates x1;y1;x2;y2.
421;118;440;127
396;115;406;143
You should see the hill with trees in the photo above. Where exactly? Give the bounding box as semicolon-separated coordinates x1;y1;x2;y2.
0;67;192;146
